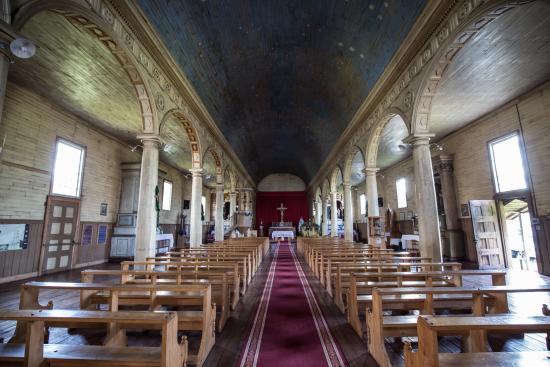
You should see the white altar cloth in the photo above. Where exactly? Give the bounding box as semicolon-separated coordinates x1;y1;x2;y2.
401;234;420;249
271;230;295;239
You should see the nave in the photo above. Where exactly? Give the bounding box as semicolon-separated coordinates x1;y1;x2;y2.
1;237;550;366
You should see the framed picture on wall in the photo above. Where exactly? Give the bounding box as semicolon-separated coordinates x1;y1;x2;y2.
407;211;414;220
398;212;406;221
100;203;108;216
460;204;470;218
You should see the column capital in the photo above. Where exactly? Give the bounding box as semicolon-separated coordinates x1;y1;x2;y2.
189;168;203;177
402;133;435;146
216;182;224;191
343;182;351;189
137;134;161;147
363;167;380;175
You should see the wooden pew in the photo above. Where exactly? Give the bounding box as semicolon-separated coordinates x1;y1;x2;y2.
16;281;215;367
123;260;243;297
347;269;507;336
81;268;232;331
404;315;550;367
367;285;550;367
331;262;461;312
0;309;187;367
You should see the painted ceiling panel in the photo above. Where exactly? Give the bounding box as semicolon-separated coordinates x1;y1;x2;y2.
138;0;427;182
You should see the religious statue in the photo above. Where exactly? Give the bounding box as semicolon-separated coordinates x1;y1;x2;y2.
276;203;287;224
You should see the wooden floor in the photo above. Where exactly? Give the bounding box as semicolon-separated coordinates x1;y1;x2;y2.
1;244;549;366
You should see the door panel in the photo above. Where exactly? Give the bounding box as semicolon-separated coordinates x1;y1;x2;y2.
469;200;505;269
41;196;80;274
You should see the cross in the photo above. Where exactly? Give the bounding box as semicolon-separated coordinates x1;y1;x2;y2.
276;203;287;224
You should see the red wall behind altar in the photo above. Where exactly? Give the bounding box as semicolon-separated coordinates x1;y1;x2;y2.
255;191;309;228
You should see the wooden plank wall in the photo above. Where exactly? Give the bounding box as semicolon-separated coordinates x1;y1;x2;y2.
0;220;43;281
0;83;199;281
379;81;550;273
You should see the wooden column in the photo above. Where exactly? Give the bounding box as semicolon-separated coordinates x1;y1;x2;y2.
189;168;203;247
135;134;160;262
215;183;224;241
365;167;380;217
405;134;442;262
436;154;464;259
344;182;353;241
331;191;338;238
322;197;329;236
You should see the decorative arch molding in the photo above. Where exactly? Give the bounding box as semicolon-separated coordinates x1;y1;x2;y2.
321;178;331;200
330;165;344;193
203;145;224;183
13;0;158;134
411;0;533;134
343;145;366;184
159;109;202;169
364;107;409;168
224;166;237;192
309;0;532;193
315;186;323;201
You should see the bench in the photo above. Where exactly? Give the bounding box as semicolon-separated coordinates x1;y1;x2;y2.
0;309;187;367
16;281;215;367
347;269;507;336
82;268;232;331
367;285;550;367
123;260;244;296
404;314;550;367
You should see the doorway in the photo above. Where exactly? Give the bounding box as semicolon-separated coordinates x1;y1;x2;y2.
488;131;539;272
500;198;537;271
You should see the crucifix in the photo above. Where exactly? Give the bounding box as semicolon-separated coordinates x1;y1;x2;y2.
276;202;287;224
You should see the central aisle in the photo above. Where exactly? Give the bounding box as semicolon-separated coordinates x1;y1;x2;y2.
238;242;347;367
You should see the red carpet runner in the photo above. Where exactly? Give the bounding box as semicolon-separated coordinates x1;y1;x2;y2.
238;242;347;367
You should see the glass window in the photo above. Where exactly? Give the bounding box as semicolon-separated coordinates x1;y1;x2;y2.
489;133;527;193
97;225;108;245
360;194;367;215
51;139;85;197
396;178;407;208
162;180;173;210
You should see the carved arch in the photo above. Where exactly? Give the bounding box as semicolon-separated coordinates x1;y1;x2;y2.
343;145;366;184
321;178;331;201
159;109;202;169
364;107;409;168
203;145;224;184
13;0;159;134
411;0;532;134
330;165;344;193
223;166;236;192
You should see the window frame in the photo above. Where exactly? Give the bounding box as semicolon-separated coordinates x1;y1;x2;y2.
396;177;407;209
359;193;367;216
162;179;173;211
51;138;86;198
488;131;528;194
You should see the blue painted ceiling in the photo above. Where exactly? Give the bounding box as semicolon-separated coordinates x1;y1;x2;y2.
138;0;427;183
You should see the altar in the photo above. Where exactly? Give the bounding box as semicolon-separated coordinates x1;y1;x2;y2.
269;222;296;239
269;203;296;240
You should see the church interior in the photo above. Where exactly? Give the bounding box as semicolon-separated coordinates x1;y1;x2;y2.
0;0;550;366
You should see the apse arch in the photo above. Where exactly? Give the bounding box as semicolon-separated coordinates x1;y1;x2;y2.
411;0;531;135
13;1;158;134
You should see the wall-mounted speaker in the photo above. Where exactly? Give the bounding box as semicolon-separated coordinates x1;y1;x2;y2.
183;200;190;209
378;197;384;207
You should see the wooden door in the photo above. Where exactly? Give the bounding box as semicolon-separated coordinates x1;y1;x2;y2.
40;196;80;274
469;200;505;269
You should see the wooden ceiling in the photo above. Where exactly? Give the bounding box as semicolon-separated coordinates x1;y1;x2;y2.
137;0;428;182
430;1;550;140
10;11;143;144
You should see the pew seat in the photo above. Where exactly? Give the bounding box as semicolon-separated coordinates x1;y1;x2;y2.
0;309;187;367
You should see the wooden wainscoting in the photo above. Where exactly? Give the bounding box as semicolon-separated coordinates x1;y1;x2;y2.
0;220;43;283
75;222;113;267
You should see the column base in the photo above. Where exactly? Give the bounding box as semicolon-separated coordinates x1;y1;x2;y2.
444;229;465;261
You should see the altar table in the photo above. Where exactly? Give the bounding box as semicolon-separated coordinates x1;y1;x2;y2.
271;230;295;240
